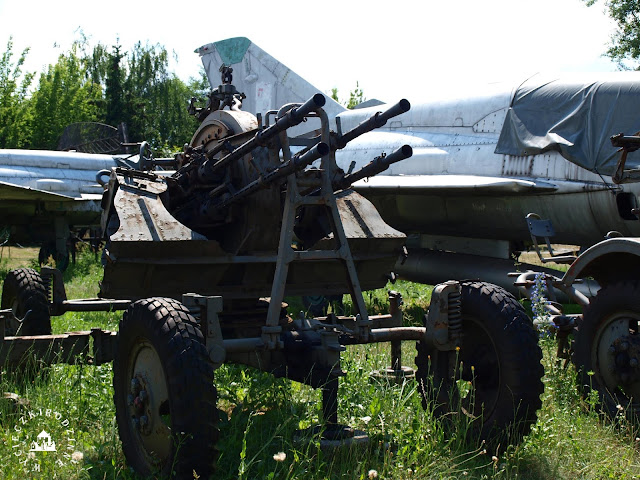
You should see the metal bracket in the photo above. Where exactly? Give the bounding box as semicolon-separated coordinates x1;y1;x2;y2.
182;294;225;368
424;281;462;351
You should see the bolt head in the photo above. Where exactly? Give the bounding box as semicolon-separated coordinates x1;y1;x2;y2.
130;378;140;395
631;358;639;367
140;415;149;428
138;390;148;403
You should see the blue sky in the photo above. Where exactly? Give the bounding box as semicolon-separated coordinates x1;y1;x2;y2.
0;0;619;102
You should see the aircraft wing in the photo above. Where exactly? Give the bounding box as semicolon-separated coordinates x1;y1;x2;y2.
0;181;77;201
351;175;559;195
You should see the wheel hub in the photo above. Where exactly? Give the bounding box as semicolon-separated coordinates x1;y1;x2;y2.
128;376;152;436
607;335;640;385
126;342;172;464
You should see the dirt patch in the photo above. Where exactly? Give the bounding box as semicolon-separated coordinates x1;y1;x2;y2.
0;246;38;271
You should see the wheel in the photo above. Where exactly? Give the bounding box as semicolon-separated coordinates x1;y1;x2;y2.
1;268;51;336
38;242;69;271
415;281;544;442
113;297;218;478
572;281;640;418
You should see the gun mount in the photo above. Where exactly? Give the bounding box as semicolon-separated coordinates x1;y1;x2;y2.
99;88;413;302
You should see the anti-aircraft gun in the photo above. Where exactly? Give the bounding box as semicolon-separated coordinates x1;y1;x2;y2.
0;67;543;479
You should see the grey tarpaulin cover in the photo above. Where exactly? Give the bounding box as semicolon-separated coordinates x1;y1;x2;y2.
495;72;640;176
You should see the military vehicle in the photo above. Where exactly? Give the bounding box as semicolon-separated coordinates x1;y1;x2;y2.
0;70;543;478
512;132;640;421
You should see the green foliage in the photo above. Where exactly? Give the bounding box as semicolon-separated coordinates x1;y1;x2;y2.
104;44;126;131
1;35;205;152
102;42;200;151
586;0;640;68
29;43;102;149
0;37;34;148
330;82;367;109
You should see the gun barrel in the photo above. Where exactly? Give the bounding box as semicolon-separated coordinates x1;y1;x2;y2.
210;142;330;212
336;99;411;149
336;145;413;190
198;94;326;183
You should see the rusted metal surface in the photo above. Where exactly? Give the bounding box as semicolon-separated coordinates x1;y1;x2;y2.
0;330;116;366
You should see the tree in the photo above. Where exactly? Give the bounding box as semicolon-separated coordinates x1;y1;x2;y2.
0;38;34;148
331;82;367;109
104;44;126;130
586;0;640;67
102;42;200;152
0;36;207;153
29;43;102;149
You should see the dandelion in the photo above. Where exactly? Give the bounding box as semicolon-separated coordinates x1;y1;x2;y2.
368;469;378;479
361;416;372;424
71;451;84;463
273;451;286;462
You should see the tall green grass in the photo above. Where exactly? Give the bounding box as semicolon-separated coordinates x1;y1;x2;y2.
0;247;639;478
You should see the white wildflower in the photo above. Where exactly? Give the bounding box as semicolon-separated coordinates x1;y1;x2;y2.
273;451;286;462
368;469;378;479
71;451;84;463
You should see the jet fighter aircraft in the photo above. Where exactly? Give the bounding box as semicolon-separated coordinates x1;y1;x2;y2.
196;37;640;293
0;149;138;268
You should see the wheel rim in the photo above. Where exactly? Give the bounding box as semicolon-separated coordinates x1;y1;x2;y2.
456;316;501;419
6;297;22;336
592;311;640;401
127;339;172;467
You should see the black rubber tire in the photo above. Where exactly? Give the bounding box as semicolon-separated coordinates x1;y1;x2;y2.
1;268;51;336
113;297;218;478
572;281;640;418
416;281;544;443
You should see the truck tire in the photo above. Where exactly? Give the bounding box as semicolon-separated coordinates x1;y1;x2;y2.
1;268;51;336
113;297;218;478
572;280;640;418
415;281;544;443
